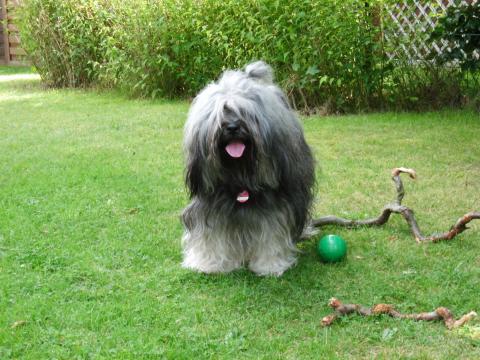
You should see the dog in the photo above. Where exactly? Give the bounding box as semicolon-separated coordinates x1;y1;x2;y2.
181;61;315;276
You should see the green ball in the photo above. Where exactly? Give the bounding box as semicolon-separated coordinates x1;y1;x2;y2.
316;234;347;263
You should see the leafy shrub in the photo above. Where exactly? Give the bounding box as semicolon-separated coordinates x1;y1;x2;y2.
99;0;220;98
103;0;388;112
428;1;480;109
379;1;473;111
17;0;117;87
381;63;464;111
16;0;474;112
18;0;388;111
430;2;480;72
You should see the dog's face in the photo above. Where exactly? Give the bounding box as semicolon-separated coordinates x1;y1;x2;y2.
217;106;253;167
216;105;262;198
184;62;311;207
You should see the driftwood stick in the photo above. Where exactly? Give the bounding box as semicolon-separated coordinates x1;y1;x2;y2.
321;298;477;329
312;168;480;243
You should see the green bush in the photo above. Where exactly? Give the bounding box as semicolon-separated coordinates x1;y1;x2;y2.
17;0;474;112
428;1;480;108
381;64;464;111
18;0;389;111
376;1;480;112
102;0;387;112
17;0;117;87
430;2;480;72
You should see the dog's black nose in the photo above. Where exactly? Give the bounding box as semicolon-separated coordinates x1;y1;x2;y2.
226;123;239;133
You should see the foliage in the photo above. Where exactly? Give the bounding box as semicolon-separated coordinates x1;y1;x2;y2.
17;0;389;111
100;0;388;112
16;0;117;87
15;0;477;112
380;2;471;111
430;2;480;72
381;65;459;111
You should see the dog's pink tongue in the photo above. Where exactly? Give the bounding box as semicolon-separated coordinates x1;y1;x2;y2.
225;141;245;158
237;190;249;203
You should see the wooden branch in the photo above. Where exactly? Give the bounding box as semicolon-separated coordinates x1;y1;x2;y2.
321;298;477;329
312;168;480;243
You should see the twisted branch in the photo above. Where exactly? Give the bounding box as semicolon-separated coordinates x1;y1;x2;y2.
312;168;480;243
321;298;477;329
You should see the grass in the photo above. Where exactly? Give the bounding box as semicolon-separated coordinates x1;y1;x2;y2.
0;66;479;359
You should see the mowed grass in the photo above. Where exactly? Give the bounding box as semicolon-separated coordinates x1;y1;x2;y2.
0;66;479;359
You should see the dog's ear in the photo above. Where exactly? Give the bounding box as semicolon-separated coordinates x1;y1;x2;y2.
185;143;204;197
245;61;274;83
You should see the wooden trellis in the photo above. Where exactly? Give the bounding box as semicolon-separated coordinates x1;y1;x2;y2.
384;0;478;61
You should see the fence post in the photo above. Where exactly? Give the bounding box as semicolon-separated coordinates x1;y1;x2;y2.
1;0;9;64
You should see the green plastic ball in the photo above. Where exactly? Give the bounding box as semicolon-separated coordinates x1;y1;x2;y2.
316;234;347;263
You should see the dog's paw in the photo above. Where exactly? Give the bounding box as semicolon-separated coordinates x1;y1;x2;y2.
182;255;242;274
248;256;297;277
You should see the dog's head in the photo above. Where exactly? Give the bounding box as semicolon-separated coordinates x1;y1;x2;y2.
184;61;309;202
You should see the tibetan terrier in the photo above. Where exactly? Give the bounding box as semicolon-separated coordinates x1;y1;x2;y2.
181;61;315;276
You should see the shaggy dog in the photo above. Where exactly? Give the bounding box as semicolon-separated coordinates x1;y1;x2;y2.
181;61;315;276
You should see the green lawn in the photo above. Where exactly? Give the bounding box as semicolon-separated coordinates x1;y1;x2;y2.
0;66;479;359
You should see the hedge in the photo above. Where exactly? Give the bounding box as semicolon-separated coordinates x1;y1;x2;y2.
17;0;473;112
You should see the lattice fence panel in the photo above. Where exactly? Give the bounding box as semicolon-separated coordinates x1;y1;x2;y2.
384;0;477;61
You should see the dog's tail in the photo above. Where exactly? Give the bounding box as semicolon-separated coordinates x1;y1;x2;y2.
245;61;274;84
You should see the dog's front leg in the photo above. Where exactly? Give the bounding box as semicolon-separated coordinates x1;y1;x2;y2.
182;231;244;274
247;216;298;276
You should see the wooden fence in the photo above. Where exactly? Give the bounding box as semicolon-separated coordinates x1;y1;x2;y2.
0;0;26;65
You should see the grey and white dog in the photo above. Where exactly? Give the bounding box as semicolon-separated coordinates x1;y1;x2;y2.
181;61;315;276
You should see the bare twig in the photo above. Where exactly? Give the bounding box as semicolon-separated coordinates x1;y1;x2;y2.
312;168;480;243
321;298;477;329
